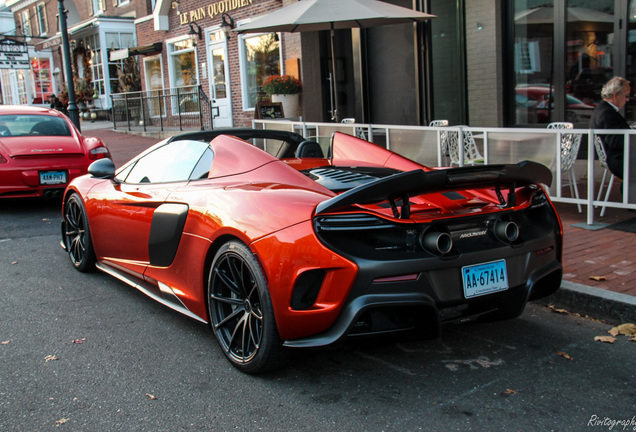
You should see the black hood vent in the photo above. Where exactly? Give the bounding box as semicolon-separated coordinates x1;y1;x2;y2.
303;166;400;192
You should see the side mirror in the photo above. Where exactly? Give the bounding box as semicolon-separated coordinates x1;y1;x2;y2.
88;158;116;179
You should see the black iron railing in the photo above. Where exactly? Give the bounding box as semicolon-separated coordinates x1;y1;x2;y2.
111;85;218;132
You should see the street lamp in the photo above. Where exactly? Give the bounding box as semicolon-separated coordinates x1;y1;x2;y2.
57;0;80;131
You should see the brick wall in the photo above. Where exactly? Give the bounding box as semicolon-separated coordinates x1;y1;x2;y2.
137;0;291;127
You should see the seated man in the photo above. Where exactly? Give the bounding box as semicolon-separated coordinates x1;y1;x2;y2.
589;76;632;179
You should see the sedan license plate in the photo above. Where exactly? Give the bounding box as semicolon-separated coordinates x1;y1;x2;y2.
40;171;67;185
462;259;508;298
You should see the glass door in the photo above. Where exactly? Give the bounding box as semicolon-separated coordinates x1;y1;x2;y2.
565;0;615;126
208;30;232;128
144;56;165;118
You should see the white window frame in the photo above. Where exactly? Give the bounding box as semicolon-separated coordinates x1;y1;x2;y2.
144;55;166;118
166;35;199;88
166;35;199;115
238;31;283;111
36;3;47;36
20;10;31;38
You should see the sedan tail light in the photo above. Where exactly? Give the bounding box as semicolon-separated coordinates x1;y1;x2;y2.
89;146;111;160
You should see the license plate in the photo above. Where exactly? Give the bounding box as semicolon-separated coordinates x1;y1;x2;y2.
40;171;67;185
462;259;508;298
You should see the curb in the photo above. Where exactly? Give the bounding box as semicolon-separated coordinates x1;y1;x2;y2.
533;281;636;324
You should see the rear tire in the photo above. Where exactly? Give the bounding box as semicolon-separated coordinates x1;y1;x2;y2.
62;194;96;272
207;241;283;373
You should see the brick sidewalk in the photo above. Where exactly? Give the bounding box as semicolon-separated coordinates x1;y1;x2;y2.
556;203;636;297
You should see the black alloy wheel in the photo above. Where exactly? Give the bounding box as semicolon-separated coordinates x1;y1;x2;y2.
62;194;96;272
208;241;282;373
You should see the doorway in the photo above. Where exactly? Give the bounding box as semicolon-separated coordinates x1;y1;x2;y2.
207;30;232;128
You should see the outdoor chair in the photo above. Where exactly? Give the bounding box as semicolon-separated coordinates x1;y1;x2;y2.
547;122;582;212
593;135;617;217
429;120;449;165
447;127;484;166
341;118;367;140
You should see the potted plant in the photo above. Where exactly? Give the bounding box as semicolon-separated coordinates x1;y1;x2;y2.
262;74;302;117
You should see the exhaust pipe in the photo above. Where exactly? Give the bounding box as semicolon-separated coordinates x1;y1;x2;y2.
420;231;453;255
495;220;519;242
43;189;64;200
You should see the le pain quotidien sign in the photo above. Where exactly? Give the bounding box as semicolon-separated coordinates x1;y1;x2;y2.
179;0;253;25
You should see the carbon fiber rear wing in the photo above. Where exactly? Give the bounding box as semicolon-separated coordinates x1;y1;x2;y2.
315;160;552;218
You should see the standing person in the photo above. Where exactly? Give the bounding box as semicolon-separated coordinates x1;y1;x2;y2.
589;76;632;179
49;94;68;117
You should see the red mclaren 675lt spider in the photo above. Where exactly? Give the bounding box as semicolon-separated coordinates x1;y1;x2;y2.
61;129;563;373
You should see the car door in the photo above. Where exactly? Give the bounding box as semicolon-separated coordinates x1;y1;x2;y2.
87;140;212;276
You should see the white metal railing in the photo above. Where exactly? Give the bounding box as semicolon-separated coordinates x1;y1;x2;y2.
253;119;636;225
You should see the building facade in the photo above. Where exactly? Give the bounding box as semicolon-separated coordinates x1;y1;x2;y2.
2;0;636;129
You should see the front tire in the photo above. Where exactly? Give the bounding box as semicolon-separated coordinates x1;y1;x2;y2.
62;194;96;272
207;241;283;373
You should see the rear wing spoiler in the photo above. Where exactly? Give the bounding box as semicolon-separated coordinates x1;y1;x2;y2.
315;161;552;217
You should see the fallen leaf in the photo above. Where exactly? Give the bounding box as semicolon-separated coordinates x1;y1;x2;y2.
45;355;59;362
1;340;10;345
589;275;607;281
504;389;517;394
608;323;636;337
72;339;86;344
55;418;69;426
146;393;157;400
547;305;569;314
556;350;573;360
594;335;616;343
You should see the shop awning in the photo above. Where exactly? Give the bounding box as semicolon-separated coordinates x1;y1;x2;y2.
109;42;162;61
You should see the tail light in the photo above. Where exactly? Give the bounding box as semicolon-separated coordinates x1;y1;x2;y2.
89;146;111;160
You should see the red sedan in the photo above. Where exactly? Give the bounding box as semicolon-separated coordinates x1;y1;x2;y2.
61;129;563;373
0;106;110;199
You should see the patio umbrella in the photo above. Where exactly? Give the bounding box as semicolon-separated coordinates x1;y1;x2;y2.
235;0;435;122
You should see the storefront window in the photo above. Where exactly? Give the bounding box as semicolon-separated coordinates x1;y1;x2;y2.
144;56;164;117
85;35;103;97
169;39;197;88
106;32;134;94
565;1;614;110
239;33;280;109
430;0;465;125
20;10;31;38
36;3;47;36
513;0;555;125
29;57;52;104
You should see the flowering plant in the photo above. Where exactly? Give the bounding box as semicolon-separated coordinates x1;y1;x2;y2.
262;74;302;95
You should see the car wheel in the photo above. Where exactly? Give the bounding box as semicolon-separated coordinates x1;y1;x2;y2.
207;241;283;374
62;194;96;272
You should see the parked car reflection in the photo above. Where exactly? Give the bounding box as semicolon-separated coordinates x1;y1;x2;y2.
516;85;594;124
567;67;613;105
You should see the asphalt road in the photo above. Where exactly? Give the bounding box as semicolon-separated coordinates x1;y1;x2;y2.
1;199;635;432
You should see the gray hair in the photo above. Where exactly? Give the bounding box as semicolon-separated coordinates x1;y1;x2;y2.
601;76;630;100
